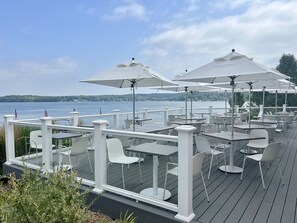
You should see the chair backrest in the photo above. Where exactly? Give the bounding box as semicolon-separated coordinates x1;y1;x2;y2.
265;127;276;142
114;135;131;148
106;138;126;162
261;142;281;162
195;136;212;153
241;113;248;122
193;151;206;177
169;129;178;136
71;136;89;155
30;130;42;149
192;122;202;135
249;129;268;145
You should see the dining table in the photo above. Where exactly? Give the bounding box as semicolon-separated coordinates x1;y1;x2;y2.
126;142;178;200
202;131;265;173
51;132;82;170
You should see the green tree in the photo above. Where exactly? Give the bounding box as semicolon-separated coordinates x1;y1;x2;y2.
276;54;297;106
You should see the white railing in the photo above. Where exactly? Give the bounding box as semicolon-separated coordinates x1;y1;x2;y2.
4;112;197;222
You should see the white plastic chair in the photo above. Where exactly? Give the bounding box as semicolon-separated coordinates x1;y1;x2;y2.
246;129;268;153
60;135;93;173
195;136;227;179
29;130;55;163
240;142;285;189
163;151;209;201
275;121;288;143
106;138;142;189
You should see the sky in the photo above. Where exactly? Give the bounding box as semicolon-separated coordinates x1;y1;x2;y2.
0;0;297;96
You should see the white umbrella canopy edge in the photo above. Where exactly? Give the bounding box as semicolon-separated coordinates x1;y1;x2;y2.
80;58;177;131
174;49;291;143
174;50;291;83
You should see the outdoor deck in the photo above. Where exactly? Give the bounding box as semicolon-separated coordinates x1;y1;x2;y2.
3;126;297;223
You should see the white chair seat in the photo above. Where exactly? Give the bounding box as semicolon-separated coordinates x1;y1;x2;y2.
241;142;285;189
167;166;178;175
106;138;142;189
195;135;227;179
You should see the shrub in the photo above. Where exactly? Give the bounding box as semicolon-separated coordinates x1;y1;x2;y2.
0;168;90;223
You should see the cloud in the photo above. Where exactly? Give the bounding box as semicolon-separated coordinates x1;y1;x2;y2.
141;1;297;77
17;57;78;75
102;1;148;21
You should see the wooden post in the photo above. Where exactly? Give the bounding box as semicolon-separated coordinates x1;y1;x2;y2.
175;125;196;222
4;115;15;164
92;119;108;193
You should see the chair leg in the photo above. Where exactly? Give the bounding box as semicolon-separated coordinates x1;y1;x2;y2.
208;154;214;180
277;159;285;185
201;171;210;202
259;162;266;190
86;151;93;173
240;157;247;180
121;164;125;190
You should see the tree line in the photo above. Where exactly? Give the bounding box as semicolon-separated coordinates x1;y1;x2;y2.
0;92;229;103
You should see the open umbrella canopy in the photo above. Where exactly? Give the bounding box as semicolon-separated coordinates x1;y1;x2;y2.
81;58;176;88
174;49;290;83
81;58;176;131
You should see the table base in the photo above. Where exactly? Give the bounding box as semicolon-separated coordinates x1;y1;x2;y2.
140;188;171;200
219;165;243;173
240;148;259;155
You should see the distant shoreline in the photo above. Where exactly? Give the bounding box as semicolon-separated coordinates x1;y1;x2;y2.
0;92;228;103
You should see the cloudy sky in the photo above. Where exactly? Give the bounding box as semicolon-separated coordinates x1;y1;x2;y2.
0;0;296;96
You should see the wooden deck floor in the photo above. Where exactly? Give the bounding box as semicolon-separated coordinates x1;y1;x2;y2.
12;126;297;223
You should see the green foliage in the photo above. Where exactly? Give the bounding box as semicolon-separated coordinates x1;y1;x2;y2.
276;53;297;84
120;211;137;223
0;168;90;223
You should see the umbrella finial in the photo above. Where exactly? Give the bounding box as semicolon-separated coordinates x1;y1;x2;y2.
232;49;235;52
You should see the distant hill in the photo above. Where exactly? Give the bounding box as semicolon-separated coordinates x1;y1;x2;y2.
0;92;229;102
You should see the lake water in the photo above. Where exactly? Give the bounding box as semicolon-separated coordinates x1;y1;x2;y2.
0;101;227;124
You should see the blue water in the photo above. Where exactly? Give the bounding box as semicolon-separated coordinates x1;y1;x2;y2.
0;101;227;124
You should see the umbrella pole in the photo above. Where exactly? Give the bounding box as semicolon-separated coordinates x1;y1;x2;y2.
285;91;288;110
185;87;188;123
248;82;252;127
190;91;193;119
275;90;278;114
131;81;136;131
230;76;236;138
224;90;227;115
262;86;266;122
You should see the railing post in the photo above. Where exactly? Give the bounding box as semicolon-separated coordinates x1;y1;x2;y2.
4;115;15;164
92;119;109;193
142;108;148;119
164;107;169;126
70;111;80;126
40;117;53;172
113;109;120;129
175;125;196;222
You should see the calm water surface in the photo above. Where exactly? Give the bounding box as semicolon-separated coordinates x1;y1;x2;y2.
0;101;227;124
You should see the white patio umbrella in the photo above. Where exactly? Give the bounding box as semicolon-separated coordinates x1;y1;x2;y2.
81;58;176;131
175;49;290;173
154;80;222;122
175;49;290;133
212;79;294;122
